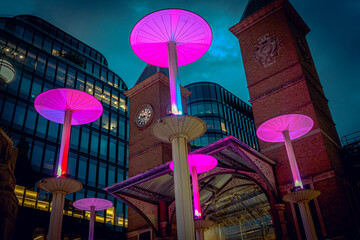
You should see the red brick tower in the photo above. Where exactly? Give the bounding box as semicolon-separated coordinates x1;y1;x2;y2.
230;0;358;238
124;66;190;239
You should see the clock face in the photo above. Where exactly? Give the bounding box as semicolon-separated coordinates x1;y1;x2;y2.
135;105;153;127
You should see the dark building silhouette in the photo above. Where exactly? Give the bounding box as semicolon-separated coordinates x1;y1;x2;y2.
0;15;129;239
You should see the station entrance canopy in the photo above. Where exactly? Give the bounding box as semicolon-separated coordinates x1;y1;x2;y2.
105;136;279;239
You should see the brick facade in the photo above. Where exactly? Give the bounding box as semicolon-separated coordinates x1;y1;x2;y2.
230;0;358;238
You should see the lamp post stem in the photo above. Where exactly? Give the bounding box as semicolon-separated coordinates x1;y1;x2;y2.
171;135;195;240
191;166;202;218
89;206;95;240
57;109;72;176
168;41;183;115
282;130;303;189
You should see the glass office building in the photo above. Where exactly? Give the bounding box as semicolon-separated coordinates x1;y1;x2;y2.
185;82;259;150
136;65;259;151
0;15;128;239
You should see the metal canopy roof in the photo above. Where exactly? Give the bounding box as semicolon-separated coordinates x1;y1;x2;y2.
105;136;278;238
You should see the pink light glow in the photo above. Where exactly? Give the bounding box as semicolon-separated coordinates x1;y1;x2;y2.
257;114;314;189
130;9;212;67
170;154;217;218
73;198;113;211
34;88;103;125
169;154;218;173
256;114;313;142
35;89;103;177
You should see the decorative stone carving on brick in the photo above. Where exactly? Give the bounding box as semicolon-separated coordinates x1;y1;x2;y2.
253;33;281;67
120;194;158;231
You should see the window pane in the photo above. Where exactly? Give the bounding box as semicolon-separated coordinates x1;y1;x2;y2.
88;160;97;186
76;72;85;91
25;106;37;133
25;49;37;70
77;156;87;183
98;163;106;187
45;58;57;81
100;134;108;159
43;145;56;174
19;73;32;97
67;152;77;178
101;110;109;132
23;29;33;43
33;33;43;49
36;116;48;137
118;141;124;165
43;38;52;53
66;67;76;88
109;138;116;163
90;131;99;155
108;166;115;186
2;100;14;122
13;103;26;127
30;78;42;100
110;113;118;136
56;62;66;86
47;121;59;140
31;141;44;169
80;127;89;152
35;53;47;76
70;126;80;148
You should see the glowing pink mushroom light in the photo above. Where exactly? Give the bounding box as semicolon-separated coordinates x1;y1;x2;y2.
35;88;103;177
170;154;217;218
130;9;212;115
257;114;313;189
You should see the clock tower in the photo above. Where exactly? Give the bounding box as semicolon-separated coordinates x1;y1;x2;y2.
124;65;191;235
230;0;358;238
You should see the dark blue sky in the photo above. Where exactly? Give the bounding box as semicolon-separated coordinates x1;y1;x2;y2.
2;0;359;140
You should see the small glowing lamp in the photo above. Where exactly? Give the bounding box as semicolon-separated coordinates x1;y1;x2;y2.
0;59;16;87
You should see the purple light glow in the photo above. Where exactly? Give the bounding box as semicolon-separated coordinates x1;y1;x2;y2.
35;89;103;177
34;88;103;125
170;154;217;218
73;198;113;211
256;114;313;142
257;114;314;189
130;9;212;67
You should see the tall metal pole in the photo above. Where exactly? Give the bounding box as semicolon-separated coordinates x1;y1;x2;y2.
171;135;195;240
282;130;303;189
167;41;183;115
57;109;72;176
47;191;66;240
89;206;95;240
191;166;202;218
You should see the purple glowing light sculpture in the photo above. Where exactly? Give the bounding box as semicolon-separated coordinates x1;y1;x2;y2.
170;154;217;218
73;198;113;240
35;89;103;176
130;9;212;115
257;114;313;189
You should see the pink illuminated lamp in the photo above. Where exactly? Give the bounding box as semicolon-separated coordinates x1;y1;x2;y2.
170;154;217;218
35;89;103;177
73;198;113;240
257;114;313;189
130;9;212;115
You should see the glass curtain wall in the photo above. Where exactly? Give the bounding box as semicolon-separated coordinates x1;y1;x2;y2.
0;15;129;236
185;82;259;150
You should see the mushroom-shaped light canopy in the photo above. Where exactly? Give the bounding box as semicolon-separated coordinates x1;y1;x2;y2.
130;9;212;67
73;198;113;211
170;154;218;174
257;114;314;143
34;89;103;125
